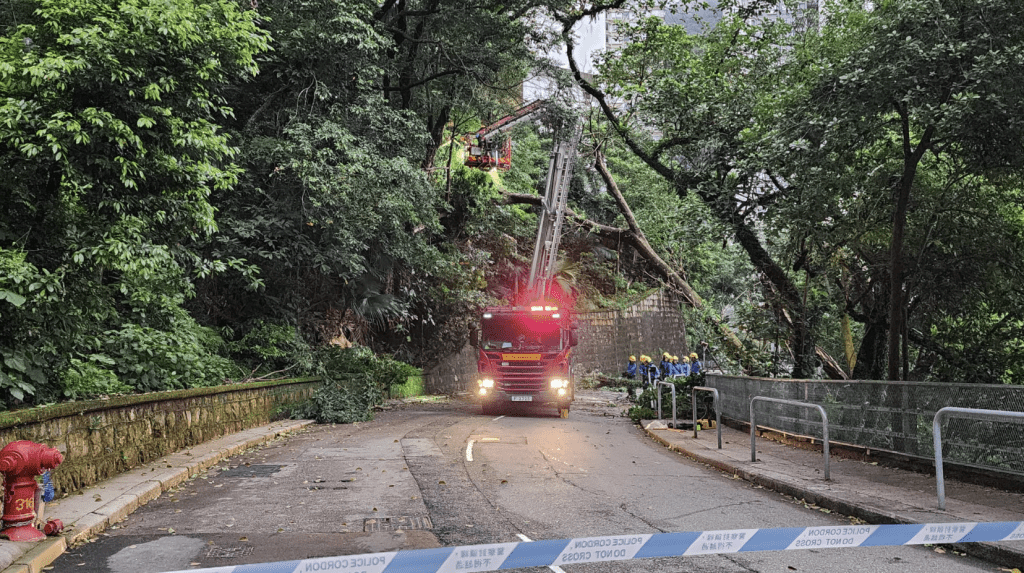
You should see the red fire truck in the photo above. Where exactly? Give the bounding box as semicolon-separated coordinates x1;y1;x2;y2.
471;113;582;417
475;302;577;417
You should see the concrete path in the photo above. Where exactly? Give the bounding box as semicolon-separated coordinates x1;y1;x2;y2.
0;419;313;573
642;419;1024;568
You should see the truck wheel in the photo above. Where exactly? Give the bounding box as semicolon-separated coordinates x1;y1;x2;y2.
481;403;500;416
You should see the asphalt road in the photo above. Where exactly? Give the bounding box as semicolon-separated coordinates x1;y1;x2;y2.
51;390;1004;572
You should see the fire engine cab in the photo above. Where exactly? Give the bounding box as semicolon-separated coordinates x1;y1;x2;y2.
476;303;576;417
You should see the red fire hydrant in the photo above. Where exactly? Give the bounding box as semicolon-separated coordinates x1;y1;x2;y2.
0;441;63;541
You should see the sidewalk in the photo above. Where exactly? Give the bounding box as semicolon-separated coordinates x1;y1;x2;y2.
642;419;1024;568
0;419;314;573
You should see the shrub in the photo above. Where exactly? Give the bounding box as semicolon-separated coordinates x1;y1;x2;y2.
390;375;424;399
101;320;235;391
293;346;420;424
60;357;132;400
224;321;316;377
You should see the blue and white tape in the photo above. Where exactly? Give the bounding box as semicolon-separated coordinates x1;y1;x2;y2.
164;521;1024;573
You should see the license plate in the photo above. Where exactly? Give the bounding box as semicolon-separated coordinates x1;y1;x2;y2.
510;395;533;402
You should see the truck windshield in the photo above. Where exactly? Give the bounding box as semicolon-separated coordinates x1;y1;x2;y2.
480;317;562;351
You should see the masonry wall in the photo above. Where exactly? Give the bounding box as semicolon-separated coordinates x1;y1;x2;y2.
0;378;320;495
423;289;689;394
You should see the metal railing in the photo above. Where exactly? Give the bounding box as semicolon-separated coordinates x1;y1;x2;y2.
656;381;677;428
932;407;1024;510
706;375;1024;478
751;397;830;480
692;386;722;449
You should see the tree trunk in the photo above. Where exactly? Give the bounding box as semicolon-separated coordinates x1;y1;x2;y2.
853;320;887;380
422;106;451;170
887;107;934;381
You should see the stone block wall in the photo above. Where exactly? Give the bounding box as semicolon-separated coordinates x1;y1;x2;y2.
574;289;689;377
422;344;479;396
423;289;689;394
0;378;320;495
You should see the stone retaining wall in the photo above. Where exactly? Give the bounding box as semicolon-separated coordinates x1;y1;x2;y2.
0;378;320;495
423;289;689;394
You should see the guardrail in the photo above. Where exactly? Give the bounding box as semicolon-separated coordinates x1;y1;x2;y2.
933;407;1024;510
706;375;1024;478
751;397;830;480
656;381;677;428
692;386;721;449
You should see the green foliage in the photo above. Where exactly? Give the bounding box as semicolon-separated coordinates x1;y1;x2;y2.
0;0;269;406
296;374;383;424
627;392;656;425
224;321;316;377
293;346;420;423
759;0;1024;381
100;319;235;391
60;357;132;400
390;375;425;399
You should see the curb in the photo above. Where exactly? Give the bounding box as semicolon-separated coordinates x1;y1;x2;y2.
643;426;1024;569
0;419;314;573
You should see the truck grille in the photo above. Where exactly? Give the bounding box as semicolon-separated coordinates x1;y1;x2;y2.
495;358;550;393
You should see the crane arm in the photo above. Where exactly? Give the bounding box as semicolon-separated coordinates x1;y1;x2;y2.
475;100;546;142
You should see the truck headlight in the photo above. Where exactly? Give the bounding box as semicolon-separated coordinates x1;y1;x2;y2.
550;379;568;389
479;379;495;388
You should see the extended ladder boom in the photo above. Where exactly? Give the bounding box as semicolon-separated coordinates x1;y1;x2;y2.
527;122;583;296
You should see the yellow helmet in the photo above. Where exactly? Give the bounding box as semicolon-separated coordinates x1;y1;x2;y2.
663;352;671;358
690;352;698;360
682;356;690;363
629;355;636;362
672;355;679;361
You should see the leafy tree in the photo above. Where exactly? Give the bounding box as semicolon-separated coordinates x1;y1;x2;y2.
563;3;836;377
0;0;269;404
765;0;1024;382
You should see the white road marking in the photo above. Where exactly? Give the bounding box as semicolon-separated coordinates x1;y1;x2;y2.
493;416;505;421
466;440;475;462
516;534;566;573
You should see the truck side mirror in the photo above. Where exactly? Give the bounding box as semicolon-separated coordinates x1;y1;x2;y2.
568;329;578;347
469;325;479;348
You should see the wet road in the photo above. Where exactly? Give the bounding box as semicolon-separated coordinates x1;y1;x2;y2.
51;390;1003;572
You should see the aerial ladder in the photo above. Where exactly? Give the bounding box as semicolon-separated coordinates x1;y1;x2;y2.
528;122;584;298
472;113;583;418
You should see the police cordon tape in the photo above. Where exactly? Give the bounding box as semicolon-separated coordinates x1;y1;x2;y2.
163;521;1024;573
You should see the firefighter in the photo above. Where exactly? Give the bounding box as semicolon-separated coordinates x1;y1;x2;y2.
680;355;691;377
623;355;637;379
671;355;682;378
647;357;660;386
639;355;658;387
690;352;702;376
659;353;673;380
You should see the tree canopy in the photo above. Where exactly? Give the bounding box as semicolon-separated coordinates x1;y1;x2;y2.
3;0;1024;410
